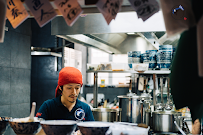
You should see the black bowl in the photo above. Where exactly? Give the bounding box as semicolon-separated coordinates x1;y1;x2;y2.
9;118;41;135
77;121;112;135
0;117;11;134
40;120;77;135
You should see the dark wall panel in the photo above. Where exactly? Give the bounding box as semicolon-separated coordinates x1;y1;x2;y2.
31;19;63;112
0;19;32;135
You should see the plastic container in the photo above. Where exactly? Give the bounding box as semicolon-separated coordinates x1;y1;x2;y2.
98;63;112;70
111;63;128;71
132;63;149;72
87;64;99;71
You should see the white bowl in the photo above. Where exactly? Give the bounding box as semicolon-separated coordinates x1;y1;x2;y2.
133;63;149;72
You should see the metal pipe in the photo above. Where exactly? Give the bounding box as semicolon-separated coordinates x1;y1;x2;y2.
132;73;135;94
153;74;157;111
160;77;164;104
167;77;170;101
93;72;98;108
54;57;58;71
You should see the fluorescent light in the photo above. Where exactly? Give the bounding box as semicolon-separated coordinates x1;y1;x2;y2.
127;32;135;35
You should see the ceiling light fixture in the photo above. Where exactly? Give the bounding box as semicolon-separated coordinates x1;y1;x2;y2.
127;32;135;35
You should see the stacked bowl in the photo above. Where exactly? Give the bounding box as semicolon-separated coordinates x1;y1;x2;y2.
40;120;77;135
0;117;11;134
77;121;112;135
9;117;41;135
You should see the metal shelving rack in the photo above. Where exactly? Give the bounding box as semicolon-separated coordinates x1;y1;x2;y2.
86;70;171;108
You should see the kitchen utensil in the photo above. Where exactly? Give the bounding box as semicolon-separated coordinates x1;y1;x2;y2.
155;77;165;111
147;76;153;93
92;108;121;122
182;118;190;134
127;79;135;96
153;74;157;111
29;102;36;122
152;111;182;133
165;78;173;110
139;77;152;126
77;121;112;135
174;121;186;135
40;120;77;135
12;102;37;123
138;77;144;91
103;100;107;108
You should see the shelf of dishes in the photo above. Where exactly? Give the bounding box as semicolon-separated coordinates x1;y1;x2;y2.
87;70;170;74
87;63;170;74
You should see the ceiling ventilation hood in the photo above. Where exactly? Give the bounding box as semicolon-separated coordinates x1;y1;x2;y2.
51;9;179;54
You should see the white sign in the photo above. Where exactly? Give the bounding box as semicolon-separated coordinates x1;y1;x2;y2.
0;0;6;43
64;47;82;72
128;0;160;21
54;0;83;26
6;0;30;29
25;0;57;27
96;0;123;25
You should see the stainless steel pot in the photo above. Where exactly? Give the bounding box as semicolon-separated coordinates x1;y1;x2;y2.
92;108;121;122
118;95;152;125
117;95;142;123
145;110;152;127
152;111;182;133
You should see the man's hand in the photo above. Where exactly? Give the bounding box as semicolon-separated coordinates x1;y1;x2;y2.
192;119;201;134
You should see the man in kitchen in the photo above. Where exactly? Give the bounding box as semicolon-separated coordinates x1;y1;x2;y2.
36;67;94;135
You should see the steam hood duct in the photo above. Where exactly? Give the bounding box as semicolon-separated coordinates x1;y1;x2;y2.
51;12;179;54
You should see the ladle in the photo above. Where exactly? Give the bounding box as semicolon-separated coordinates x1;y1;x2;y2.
13;102;37;122
29;102;36;122
127;79;135;96
174;121;186;135
155;77;165;111
165;78;173;110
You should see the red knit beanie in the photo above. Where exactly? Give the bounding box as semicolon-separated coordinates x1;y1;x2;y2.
55;67;83;97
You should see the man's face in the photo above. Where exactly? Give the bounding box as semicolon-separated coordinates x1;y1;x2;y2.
61;83;81;103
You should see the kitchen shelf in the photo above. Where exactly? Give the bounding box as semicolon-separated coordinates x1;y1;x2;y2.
31;51;62;57
86;70;171;74
87;69;170;108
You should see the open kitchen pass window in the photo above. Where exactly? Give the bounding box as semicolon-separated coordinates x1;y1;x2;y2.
87;48;130;86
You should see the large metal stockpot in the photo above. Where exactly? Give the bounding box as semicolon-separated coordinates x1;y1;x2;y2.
152;111;182;133
92;108;121;122
117;95;143;123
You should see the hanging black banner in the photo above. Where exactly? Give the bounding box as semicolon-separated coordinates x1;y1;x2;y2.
85;0;99;5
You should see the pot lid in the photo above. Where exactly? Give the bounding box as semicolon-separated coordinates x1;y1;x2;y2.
92;108;120;112
117;95;139;99
153;111;182;115
140;92;151;100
